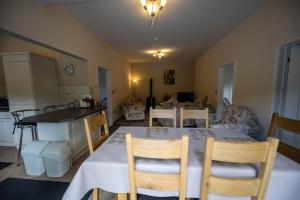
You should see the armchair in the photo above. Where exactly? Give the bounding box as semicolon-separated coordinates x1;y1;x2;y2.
122;97;145;121
210;105;261;139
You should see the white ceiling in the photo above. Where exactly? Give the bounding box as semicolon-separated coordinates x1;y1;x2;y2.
41;0;264;62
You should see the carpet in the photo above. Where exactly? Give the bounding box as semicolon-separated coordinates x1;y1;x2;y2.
0;178;70;200
0;161;13;171
0;178;189;200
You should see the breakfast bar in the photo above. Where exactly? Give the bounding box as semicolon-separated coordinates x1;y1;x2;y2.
22;106;106;162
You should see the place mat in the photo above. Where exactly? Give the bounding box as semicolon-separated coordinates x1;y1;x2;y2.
107;132;126;144
189;129;215;140
0;161;13;171
146;127;169;134
219;137;256;142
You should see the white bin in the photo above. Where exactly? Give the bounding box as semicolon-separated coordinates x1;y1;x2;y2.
21;141;49;176
42;142;71;177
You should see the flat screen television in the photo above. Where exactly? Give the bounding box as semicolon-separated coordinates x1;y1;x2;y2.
177;92;195;102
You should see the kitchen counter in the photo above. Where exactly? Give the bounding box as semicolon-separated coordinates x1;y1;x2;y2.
22;106;106;123
21;106;106;162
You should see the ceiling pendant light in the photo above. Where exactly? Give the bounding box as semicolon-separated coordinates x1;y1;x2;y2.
153;51;165;60
140;0;167;30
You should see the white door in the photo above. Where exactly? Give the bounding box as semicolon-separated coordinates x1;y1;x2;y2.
282;45;300;149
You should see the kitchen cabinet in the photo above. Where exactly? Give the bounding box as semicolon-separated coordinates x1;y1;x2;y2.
1;52;59;146
0;112;14;146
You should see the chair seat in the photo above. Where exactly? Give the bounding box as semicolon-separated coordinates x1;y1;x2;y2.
138;194;179;200
14;121;37;126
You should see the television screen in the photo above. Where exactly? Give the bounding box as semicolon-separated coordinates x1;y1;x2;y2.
177;92;195;102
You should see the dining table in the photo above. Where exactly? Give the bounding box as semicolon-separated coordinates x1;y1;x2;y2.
62;126;300;200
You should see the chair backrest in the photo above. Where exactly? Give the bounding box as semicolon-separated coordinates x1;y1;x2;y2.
200;136;278;200
180;107;209;128
11;109;41;123
84;111;109;154
267;112;300;163
126;133;189;200
149;107;177;128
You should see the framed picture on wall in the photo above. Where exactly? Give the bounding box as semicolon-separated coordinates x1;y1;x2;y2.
163;69;175;85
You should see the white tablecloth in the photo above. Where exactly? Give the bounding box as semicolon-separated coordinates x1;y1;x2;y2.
63;127;300;200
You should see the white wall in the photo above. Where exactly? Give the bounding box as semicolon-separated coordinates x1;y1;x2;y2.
131;61;195;103
0;0;131;120
194;0;300;133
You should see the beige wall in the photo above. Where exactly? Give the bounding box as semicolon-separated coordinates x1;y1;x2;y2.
0;33;89;87
0;0;131;120
0;56;5;87
194;0;300;133
0;55;6;97
131;61;195;103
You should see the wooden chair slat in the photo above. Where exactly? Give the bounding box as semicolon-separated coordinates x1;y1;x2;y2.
212;141;269;163
180;108;209;128
267;113;300;164
271;114;300;135
277;142;300;163
209;177;261;196
94;134;109;150
132;137;182;159
135;171;180;190
149;108;177;128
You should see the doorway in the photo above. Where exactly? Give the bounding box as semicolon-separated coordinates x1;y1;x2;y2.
97;67;113;126
273;42;300;149
217;63;235;115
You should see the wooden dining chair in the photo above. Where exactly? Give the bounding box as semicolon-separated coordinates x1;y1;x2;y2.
84;111;110;200
179;107;209;128
149;107;177;128
267;113;300;163
200;136;279;200
126;133;189;200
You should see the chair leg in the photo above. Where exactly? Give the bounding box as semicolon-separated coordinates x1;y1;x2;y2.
117;193;127;200
92;188;99;200
12;124;16;135
31;126;35;141
33;126;38;140
17;127;24;166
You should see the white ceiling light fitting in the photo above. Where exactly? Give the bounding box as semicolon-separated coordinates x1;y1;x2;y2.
153;51;165;60
140;0;167;30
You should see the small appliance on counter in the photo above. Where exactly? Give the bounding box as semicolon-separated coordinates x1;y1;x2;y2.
0;97;9;112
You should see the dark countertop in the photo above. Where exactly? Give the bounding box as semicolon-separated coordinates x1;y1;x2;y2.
22;106;106;123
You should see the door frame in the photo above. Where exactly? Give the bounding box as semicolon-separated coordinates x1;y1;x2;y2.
271;38;300;138
271;38;300;116
97;66;113;126
216;61;236;115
